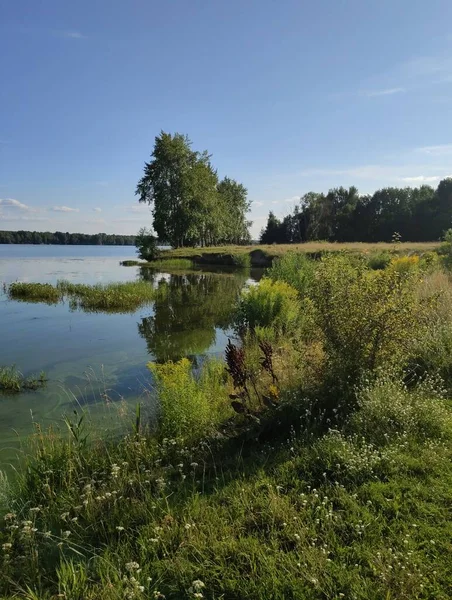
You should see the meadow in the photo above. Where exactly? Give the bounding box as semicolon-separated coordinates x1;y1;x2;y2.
1;241;452;599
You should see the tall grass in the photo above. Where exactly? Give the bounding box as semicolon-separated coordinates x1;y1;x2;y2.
0;365;46;393
236;278;301;334
4;253;452;598
7;280;166;313
7;282;61;304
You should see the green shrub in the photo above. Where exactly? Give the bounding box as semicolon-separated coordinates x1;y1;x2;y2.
267;252;315;295
148;358;230;442
347;373;451;446
231;253;251;268
367;251;391;270
135;227;160;261
236;278;300;334
309;255;424;399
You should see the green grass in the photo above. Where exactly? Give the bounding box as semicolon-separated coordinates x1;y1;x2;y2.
161;241;441;259
1;376;451;599
0;365;46;393
7;282;61;304
120;260;144;267
141;258;194;270
3;253;452;598
7;280;166;313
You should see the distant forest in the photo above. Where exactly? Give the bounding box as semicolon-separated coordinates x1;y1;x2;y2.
260;178;452;243
0;231;136;245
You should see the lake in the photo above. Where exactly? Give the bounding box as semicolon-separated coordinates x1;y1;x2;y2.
0;245;259;470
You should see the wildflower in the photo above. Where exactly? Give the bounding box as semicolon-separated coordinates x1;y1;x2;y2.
125;561;140;571
184;523;192;530
294;534;301;541
29;507;40;513
2;543;12;551
116;526;125;532
149;538;159;543
192;580;205;591
62;531;71;538
4;513;15;521
190;462;198;468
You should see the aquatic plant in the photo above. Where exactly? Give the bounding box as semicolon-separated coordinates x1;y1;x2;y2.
6;280;166;313
7;282;61;304
0;365;46;393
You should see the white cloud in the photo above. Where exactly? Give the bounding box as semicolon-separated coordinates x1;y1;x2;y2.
61;31;84;39
284;195;301;203
416;144;452;156
126;204;150;213
252;201;264;207
93;207;102;212
52;206;79;213
400;175;441;183
363;87;406;97
0;198;31;210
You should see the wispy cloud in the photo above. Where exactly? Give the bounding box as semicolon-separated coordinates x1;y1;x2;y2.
363;87;406;98
416;144;452;156
284;195;301;203
59;31;85;39
252;201;264;207
93;207;102;213
400;175;442;183
51;206;79;213
0;198;32;211
125;204;151;213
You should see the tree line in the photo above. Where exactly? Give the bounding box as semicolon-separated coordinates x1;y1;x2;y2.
136;132;251;248
0;230;135;245
260;178;452;243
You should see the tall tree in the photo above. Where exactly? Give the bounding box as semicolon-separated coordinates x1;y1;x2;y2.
135;132;250;248
217;177;251;244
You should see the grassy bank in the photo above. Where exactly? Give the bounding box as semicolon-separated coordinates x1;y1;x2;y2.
7;280;166;313
2;250;452;598
157;242;441;267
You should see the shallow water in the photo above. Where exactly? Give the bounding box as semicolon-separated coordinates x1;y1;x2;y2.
0;245;258;470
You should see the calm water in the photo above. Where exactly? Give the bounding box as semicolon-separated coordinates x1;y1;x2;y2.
0;245;257;469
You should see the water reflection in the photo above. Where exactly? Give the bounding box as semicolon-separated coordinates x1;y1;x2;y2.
138;268;249;362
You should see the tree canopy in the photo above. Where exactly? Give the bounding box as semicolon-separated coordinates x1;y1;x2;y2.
260;179;452;243
135;132;251;247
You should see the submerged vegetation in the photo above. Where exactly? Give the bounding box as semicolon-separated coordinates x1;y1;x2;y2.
0;365;46;393
2;246;452;598
7;280;166;313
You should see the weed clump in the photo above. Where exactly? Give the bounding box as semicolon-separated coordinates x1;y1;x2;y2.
0;365;46;393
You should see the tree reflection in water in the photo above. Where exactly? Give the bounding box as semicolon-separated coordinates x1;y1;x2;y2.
137;268;250;362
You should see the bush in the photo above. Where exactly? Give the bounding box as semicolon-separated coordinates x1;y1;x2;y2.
267;252;315;296
236;278;300;335
231;253;251;268
135;227;160;261
347;374;451;446
367;251;391;270
388;254;420;274
309;255;424;399
148;358;230;442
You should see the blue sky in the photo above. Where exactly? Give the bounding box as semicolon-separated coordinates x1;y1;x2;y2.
1;0;452;238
